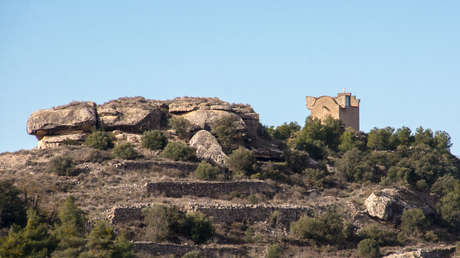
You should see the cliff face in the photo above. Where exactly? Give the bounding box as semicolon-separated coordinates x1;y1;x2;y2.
26;96;259;149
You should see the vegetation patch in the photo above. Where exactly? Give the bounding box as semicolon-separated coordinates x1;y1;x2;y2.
142;130;168;150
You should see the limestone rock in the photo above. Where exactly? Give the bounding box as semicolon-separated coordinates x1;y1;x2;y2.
365;188;435;222
27;101;97;139
97;97;169;133
112;130;142;144
181;110;246;132
168;97;232;113
38;133;87;149
189;130;228;166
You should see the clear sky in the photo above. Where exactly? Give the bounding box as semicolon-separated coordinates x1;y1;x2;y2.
1;1;459;155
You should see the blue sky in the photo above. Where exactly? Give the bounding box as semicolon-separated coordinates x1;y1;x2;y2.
1;1;459;155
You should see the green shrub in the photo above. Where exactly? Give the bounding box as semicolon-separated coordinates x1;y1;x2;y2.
339;130;366;152
0;180;27;228
227;147;256;177
169;117;193;139
290;209;351;246
211;115;244;153
359;223;398;246
285;149;311;173
161;142;196;161
357;238;380;258
182;250;202;258
335;148;379;183
265;243;283;258
113;142;137;160
80;222;133;258
367;127;397;151
142;130;168;150
48;156;77;176
194;161;220;180
400;208;428;237
303;168;335;188
84;130;114;150
143;205;214;244
293;116;344;159
272;122;301;141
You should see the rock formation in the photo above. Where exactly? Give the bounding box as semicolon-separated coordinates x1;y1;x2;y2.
26;96;261;150
189;130;228;166
365;188;435;222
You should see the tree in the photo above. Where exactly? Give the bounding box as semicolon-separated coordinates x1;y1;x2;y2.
414;127;434;147
338;130;366;152
211;116;244;153
272;122;301;141
52;196;87;257
169;117;194;139
161;142;196;161
433;131;452;153
335;148;379;182
227;147;256;177
0;208;57;257
400;208;428;237
79;222;133;258
393;127;413;146
367;127;396;151
357;239;380;258
0;180;27;229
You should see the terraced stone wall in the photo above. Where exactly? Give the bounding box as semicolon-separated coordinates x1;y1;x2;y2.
133;242;248;257
146;181;276;198
110;205;311;225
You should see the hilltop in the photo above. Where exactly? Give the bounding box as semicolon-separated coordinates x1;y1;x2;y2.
1;96;459;257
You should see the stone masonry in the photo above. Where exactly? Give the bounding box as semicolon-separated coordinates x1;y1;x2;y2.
306;91;360;131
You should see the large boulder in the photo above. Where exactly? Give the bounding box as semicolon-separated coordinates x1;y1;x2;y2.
365;188;435;222
189;130;228;166
97;97;169;133
27;101;97;139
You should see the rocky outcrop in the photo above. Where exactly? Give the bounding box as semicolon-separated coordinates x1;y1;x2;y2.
189;130;228;166
27;101;97;139
38;133;87;149
133;242;249;258
169;97;259;139
97;97;169;132
27;96;262;150
382;245;455;258
365;188;435;222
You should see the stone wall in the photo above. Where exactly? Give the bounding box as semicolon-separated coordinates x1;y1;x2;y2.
146;180;276;198
110;204;311;225
133;242;249;258
115;160;198;173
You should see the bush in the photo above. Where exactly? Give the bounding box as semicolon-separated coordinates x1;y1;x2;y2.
143;205;214;244
169;117;193;139
142;130;168;150
80;222;133;258
113;142;137;160
48;156;77;176
367;127;396;151
359;224;398;246
290;209;351;246
285;149;311;173
400;208;429;237
227;147;256;177
303;168;335;189
293;116;344;158
182;250;202;258
84;130;114;150
161;142;196;161
194;161;220;180
357;239;380;258
335;148;379;183
265;243;283;258
211;115;244;153
0;180;27;228
272;122;301;141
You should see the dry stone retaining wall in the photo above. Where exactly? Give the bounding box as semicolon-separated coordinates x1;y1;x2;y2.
146;180;276;198
133;242;248;257
110;204;310;225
